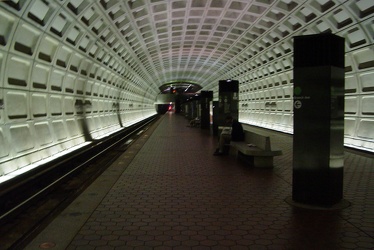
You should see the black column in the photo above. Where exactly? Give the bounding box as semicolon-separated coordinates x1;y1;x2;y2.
187;101;197;120
212;101;219;136
174;95;181;113
292;33;345;207
200;91;213;129
218;80;239;126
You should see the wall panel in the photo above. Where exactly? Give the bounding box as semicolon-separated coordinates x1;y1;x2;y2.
12;21;41;56
75;77;85;95
9;123;34;153
5;90;28;121
51;119;67;142
0;51;3;89
6;55;31;89
0;128;9;159
34;121;53;147
26;0;54;27
66;118;80;138
49;95;62;116
361;96;374;115
37;35;59;62
357;119;374;140
64;96;75;116
50;69;64;92
0;8;16;49
64;74;75;93
345;75;358;93
353;47;374;70
344;118;357;137
32;63;50;90
55;45;72;69
31;93;47;118
0;89;3;124
69;53;83;73
360;71;374;92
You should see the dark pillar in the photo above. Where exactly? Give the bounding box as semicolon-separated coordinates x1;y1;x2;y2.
200;91;213;129
187;99;198;120
156;104;169;114
292;33;345;207
175;95;181;113
218;80;239;126
212;101;219;136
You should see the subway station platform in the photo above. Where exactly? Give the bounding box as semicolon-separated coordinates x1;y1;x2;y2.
27;113;373;250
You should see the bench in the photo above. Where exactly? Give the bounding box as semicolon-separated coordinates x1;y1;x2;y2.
229;130;282;168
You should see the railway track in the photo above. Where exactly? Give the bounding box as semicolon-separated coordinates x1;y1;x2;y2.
0;115;159;250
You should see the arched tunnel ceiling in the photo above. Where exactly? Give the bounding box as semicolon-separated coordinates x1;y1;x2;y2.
97;0;277;88
94;0;371;90
1;0;373;93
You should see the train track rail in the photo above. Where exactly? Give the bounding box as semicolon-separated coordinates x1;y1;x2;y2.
0;115;159;250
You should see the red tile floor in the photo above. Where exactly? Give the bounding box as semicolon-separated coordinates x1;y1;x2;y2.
27;113;374;249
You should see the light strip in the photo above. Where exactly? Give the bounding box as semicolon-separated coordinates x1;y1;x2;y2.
0;142;92;185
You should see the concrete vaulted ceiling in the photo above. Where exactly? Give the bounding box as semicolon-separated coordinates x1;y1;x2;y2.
4;0;359;91
86;0;315;88
98;0;279;88
1;0;372;93
68;0;372;91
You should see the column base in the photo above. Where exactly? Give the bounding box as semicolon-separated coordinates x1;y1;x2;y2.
285;196;350;210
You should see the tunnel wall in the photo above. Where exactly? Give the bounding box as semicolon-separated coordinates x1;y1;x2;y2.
0;1;157;176
0;0;373;179
207;0;374;153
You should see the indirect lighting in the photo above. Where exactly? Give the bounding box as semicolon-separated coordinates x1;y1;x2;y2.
0;142;92;185
125;139;133;145
93;126;124;140
184;84;192;92
0;113;157;185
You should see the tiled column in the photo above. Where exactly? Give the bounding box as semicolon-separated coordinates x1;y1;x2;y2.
292;34;345;206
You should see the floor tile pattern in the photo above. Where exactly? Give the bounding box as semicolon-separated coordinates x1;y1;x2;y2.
62;113;373;249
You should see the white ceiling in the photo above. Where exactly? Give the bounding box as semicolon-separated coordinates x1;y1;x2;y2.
89;0;371;89
2;0;373;92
